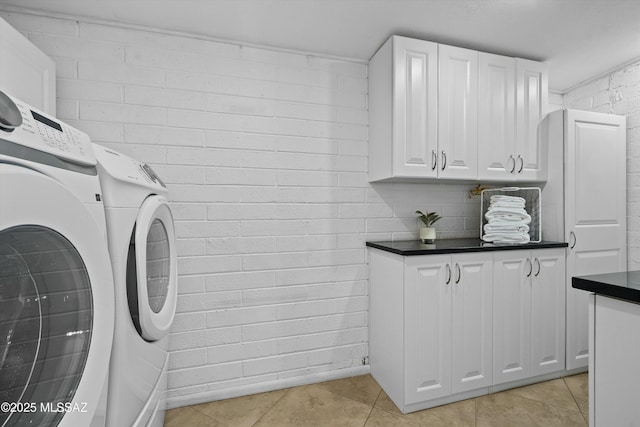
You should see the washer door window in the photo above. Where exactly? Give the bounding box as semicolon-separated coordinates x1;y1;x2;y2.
127;196;177;342
0;226;92;427
0;163;113;427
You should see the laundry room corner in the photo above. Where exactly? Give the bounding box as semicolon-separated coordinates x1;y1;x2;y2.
0;7;482;410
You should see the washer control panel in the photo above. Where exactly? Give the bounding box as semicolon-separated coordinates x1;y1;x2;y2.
0;92;96;166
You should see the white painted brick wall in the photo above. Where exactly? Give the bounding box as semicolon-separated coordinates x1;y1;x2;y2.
0;10;483;405
564;59;640;270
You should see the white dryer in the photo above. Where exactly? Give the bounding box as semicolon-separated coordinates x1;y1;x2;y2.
93;144;177;427
0;91;114;426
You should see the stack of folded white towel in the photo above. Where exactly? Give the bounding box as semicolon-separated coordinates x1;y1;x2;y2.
482;195;531;244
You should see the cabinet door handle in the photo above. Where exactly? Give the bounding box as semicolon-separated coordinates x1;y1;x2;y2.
534;258;541;277
517;155;524;173
455;263;461;284
445;263;451;285
441;151;447;171
431;150;437;170
569;231;577;249
526;258;533;277
509;155;516;173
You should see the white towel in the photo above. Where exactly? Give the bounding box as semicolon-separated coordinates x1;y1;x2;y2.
483;233;531;244
489;201;526;209
490;195;525;204
485;209;532;223
484;223;530;233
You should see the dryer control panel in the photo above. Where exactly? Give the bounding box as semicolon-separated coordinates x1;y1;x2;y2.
0;91;96;166
94;143;167;191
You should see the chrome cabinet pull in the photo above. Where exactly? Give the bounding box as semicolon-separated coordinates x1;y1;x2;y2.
446;263;451;285
569;231;577;249
431;150;437;170
534;258;541;277
441;151;447;171
455;263;461;284
526;258;533;277
517;155;524;173
509;155;516;173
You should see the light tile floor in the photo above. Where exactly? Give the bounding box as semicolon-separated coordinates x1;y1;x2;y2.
165;373;588;426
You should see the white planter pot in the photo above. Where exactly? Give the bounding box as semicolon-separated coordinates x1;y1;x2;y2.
420;227;436;243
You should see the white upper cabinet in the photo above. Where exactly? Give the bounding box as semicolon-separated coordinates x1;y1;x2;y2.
515;58;548;181
369;36;438;181
0;18;55;115
369;35;548;183
438;45;478;179
477;55;548;182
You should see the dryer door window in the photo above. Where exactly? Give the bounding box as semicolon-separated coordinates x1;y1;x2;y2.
146;218;170;314
0;226;92;427
127;195;177;342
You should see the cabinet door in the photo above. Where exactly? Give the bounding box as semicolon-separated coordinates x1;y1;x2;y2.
392;36;439;178
493;250;531;384
404;255;451;403
438;45;478;179
530;249;566;376
0;18;55;115
515;58;547;181
451;253;493;394
478;53;515;181
565;110;627;370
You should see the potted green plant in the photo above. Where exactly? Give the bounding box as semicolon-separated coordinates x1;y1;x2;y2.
415;210;441;243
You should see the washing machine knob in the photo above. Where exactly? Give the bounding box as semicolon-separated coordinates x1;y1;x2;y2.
0;90;22;132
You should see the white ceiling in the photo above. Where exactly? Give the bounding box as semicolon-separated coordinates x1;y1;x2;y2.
1;0;640;92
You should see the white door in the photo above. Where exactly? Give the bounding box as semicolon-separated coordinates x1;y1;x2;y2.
493;250;531;384
0;18;55;115
530;249;566;376
478;53;515;181
131;195;177;342
565;109;627;370
404;255;451;403
0;164;113;427
438;45;478;179
451;253;493;393
392;36;438;178
515;58;548;181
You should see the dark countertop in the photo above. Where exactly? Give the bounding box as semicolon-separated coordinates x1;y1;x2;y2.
366;238;568;256
572;271;640;304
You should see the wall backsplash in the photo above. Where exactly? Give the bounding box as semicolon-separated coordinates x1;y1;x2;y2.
0;10;482;406
563;60;640;270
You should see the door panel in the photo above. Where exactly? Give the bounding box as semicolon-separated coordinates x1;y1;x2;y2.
451;253;493;393
478;53;515;181
404;255;451;403
515;59;548;180
493;251;531;384
438;45;478;179
565;110;626;370
393;37;438;178
531;249;566;376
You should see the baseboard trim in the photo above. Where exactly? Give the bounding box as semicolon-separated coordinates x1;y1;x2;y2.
166;365;371;409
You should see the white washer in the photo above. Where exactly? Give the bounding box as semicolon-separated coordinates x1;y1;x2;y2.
93;144;177;427
0;91;114;427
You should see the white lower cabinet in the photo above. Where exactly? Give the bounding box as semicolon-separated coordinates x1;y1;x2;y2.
493;248;566;385
369;246;566;414
404;252;493;404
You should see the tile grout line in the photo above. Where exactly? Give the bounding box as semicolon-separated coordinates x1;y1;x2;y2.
250;387;292;426
186;405;228;426
360;390;380;427
563;375;589;425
